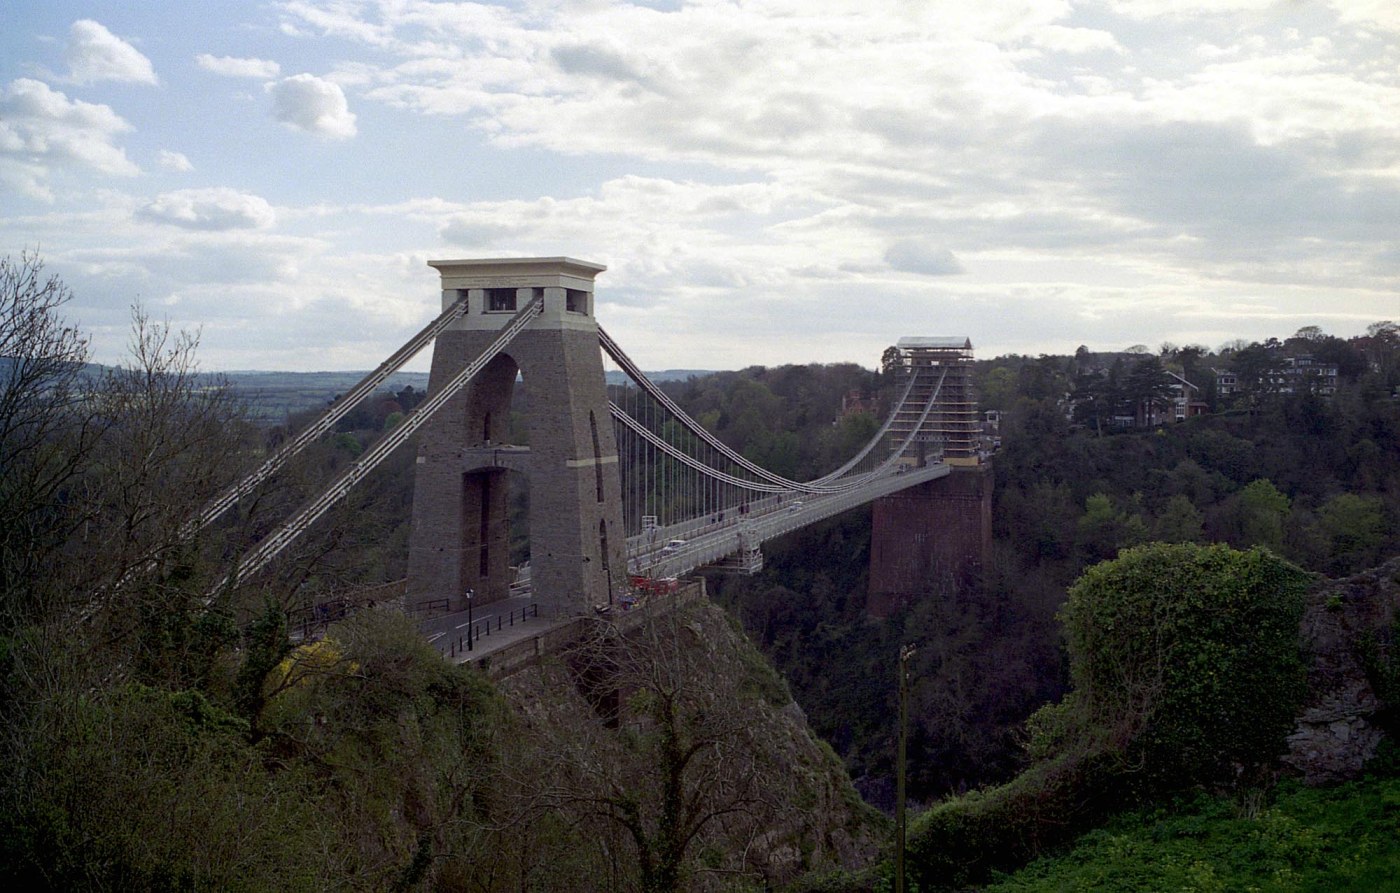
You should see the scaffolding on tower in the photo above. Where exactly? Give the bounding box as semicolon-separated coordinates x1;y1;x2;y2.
886;337;980;467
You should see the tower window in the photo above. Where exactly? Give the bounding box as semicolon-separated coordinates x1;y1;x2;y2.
566;289;587;314
486;288;516;312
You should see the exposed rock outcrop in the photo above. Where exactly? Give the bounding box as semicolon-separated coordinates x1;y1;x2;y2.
1284;557;1400;784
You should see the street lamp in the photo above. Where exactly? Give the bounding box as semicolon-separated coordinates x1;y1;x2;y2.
896;643;917;893
465;587;474;651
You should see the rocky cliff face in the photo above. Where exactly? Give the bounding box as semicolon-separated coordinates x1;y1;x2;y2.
1285;557;1400;784
496;592;885;890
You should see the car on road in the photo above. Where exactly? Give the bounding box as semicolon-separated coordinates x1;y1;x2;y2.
659;538;686;555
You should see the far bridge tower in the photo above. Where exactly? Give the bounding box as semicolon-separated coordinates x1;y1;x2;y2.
869;337;992;616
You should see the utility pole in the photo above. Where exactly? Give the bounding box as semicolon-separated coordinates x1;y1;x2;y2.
896;642;916;893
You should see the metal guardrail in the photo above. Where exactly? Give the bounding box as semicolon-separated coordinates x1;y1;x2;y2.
445;602;540;659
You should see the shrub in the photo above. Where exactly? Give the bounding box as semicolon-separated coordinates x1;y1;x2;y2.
1058;542;1310;788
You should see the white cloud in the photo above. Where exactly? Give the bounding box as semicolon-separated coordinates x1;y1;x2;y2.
157;149;194;172
65;20;158;86
884;242;966;276
1108;0;1278;18
138;187;276;230
195;54;281;79
1032;25;1125;55
1334;0;1400;32
439;216;528;247
268;74;357;138
0;78;138;200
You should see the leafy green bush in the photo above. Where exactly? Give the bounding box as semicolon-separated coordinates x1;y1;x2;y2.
0;681;325;891
908;749;1125;890
1057;542;1310;788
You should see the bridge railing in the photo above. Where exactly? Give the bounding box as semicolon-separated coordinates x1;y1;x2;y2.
442;603;540;659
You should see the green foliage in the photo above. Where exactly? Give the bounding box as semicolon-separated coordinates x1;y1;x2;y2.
907;749;1124;890
992;342;1400;582
333;431;363;457
1358;617;1400;739
979;365;1017;412
1;609;520;893
1237;479;1291;551
1318;493;1386;574
1154;493;1204;543
233;595;291;724
1059;542;1310;787
131;567;239;690
660;362;884;482
0;678;324;891
983;778;1400;892
1076;492;1148;564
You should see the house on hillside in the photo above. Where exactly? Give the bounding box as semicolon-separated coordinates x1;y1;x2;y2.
1282;355;1339;395
1168;371;1209;421
1215;368;1238;400
840;389;877;418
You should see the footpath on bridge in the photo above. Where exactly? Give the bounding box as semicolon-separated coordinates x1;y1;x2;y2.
418;582;706;679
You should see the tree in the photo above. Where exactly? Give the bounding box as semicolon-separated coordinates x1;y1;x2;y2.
1121;355;1174;425
1363;321;1399;377
539;603;818;892
881;345;902;379
1229;341;1285;406
908;543;1311;889
0;252;99;625
1018;355;1066;402
1236;478;1291;552
1291;325;1325;344
979;366;1016;413
1163;343;1208;390
1153;494;1204;543
1077;493;1147;565
1310;335;1367;381
1317;493;1386;574
1070;367;1118;436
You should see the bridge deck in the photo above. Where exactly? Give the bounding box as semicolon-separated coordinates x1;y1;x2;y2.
434;581;708;679
628;462;951;578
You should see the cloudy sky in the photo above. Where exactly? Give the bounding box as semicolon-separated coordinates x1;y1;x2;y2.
2;1;1397;372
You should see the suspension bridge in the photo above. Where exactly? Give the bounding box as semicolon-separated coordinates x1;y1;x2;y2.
202;257;980;651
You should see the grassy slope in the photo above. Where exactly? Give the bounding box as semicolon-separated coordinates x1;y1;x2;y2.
983;774;1400;892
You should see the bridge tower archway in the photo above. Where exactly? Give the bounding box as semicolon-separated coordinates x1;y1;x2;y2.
407;257;626;617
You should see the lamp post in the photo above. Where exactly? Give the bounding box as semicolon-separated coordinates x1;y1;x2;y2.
465;587;474;651
896;643;917;893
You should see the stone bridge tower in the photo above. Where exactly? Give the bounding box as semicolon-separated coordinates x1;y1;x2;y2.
407;257;627;618
868;336;991;616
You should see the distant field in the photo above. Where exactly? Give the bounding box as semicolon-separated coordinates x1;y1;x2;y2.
221;371;431;425
222;368;713;425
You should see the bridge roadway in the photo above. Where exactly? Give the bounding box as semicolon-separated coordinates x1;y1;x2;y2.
416;460;950;662
420;592;549;663
628;461;951;579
